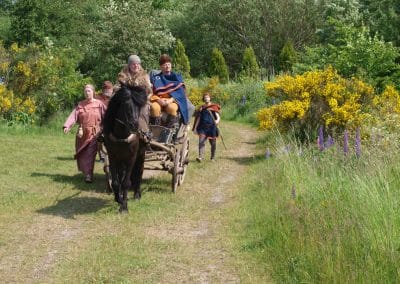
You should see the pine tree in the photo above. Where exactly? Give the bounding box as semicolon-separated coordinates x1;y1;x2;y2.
239;46;260;80
173;39;191;78
279;41;297;73
208;48;229;83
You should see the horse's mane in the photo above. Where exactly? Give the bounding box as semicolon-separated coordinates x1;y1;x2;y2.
103;84;148;136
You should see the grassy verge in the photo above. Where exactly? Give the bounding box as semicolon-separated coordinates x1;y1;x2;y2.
232;132;400;282
0;120;261;282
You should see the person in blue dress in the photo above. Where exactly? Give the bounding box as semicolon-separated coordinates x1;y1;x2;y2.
193;93;221;162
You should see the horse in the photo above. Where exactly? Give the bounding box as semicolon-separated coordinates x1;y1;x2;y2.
102;83;148;213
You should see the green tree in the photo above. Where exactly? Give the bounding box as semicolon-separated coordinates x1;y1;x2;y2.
173;39;190;78
359;0;400;46
81;0;175;85
279;41;297;73
208;48;229;83
172;0;322;76
294;20;400;90
8;0;100;48
239;46;260;80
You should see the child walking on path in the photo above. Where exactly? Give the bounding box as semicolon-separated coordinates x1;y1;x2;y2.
193;93;221;162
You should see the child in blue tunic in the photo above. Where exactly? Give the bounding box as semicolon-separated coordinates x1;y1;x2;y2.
193;93;221;162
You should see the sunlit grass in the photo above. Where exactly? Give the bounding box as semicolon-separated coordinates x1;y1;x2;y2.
233;132;400;282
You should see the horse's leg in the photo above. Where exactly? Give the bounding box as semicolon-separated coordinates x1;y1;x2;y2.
119;162;132;213
109;157;122;205
131;142;146;200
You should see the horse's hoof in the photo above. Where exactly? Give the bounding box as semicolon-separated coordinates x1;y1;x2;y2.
134;192;141;200
118;207;128;214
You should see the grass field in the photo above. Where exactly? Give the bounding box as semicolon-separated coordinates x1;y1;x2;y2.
232;132;400;282
2;120;399;282
0;121;269;283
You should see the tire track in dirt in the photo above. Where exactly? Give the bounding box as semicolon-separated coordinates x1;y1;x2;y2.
141;125;259;283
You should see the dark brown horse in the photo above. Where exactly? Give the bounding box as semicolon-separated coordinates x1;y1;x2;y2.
103;83;148;213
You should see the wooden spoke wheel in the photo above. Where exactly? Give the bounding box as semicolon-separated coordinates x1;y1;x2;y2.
178;136;189;186
171;135;189;193
172;149;181;193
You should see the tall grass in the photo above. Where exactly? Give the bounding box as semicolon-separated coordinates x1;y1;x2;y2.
234;132;400;282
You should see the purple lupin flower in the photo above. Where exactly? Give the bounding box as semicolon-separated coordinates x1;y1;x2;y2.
265;148;271;159
343;129;349;156
355;127;361;157
241;95;247;105
325;135;334;148
318;126;324;151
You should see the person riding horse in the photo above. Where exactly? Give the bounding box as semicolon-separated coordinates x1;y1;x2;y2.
101;54;153;213
115;54;152;140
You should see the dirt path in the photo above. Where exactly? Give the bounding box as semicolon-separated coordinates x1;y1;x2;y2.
0;122;260;283
140;125;259;283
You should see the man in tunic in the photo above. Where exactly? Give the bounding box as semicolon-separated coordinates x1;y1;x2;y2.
95;80;113;107
149;54;190;128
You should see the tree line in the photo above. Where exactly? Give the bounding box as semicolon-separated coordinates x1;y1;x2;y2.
0;0;399;124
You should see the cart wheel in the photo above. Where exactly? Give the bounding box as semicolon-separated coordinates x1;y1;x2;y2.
178;136;189;186
172;149;181;193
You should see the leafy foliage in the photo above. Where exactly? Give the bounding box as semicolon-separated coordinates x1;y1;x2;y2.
173;39;191;78
294;19;400;90
80;0;175;85
172;0;322;76
238;46;260;81
208;48;229;83
359;0;400;46
8;0;100;49
257;66;375;140
0;41;89;124
278;41;297;73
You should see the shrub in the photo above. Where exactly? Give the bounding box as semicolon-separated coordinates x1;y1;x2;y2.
0;41;89;124
187;76;230;108
173;39;191;78
279;41;297;73
257;66;374;141
208;48;229;83
239;46;260;81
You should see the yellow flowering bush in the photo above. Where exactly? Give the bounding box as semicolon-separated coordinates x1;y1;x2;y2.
0;41;86;125
0;84;36;124
0;85;13;113
257;66;375;138
372;85;400;114
362;85;400;147
188;76;230;108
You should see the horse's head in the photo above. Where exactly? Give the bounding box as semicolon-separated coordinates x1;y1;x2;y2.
103;83;148;139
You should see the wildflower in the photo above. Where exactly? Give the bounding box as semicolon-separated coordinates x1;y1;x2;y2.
326;135;334;148
318;126;324;151
355;127;361;157
265;148;271;159
241;95;247;105
343;129;349;156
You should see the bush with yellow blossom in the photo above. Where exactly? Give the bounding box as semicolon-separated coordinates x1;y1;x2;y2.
0;84;36;125
0;41;88;125
257;66;375;140
188;76;230;108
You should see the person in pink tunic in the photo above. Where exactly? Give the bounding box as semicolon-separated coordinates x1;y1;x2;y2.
63;84;106;183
